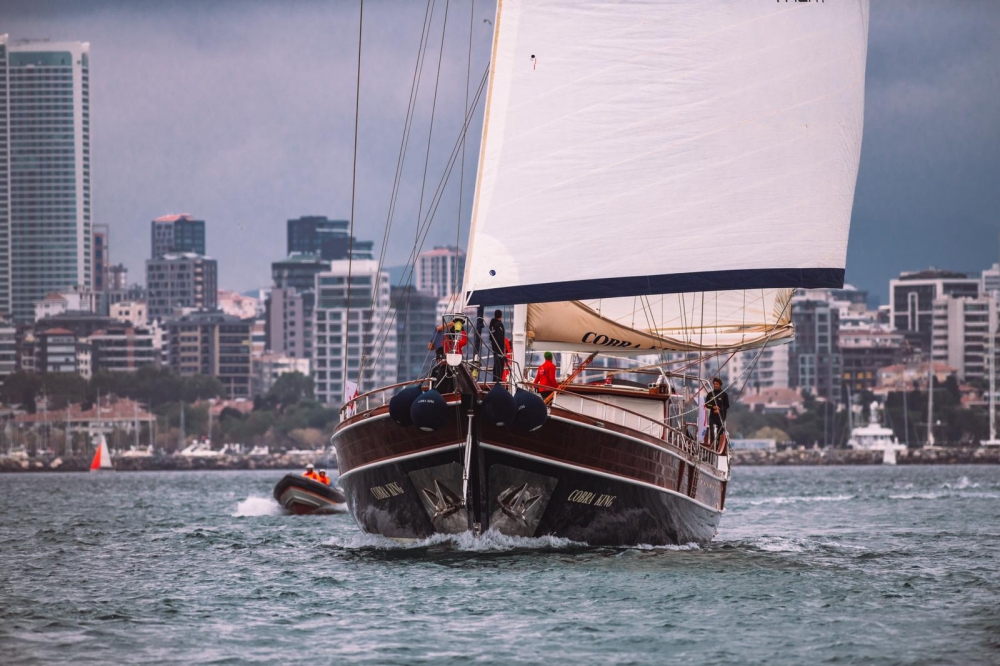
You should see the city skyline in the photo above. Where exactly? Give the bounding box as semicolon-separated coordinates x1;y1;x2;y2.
1;1;999;305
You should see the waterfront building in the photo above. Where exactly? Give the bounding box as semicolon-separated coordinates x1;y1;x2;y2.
36;327;78;373
217;289;261;319
416;246;466;299
732;345;791;392
391;285;439;381
109;300;147;326
839;326;906;393
267;254;330;359
34;286;98;321
12;397;155;438
286;216;373;260
88;325;158;373
0;37;94;322
35;311;114;339
931;294;999;383
876;361;956;394
146;253;218;321
106;264;128;291
0;325;17;377
983;263;1000;298
75;341;92;379
312;260;396;405
151;213;206;258
253;353;310;396
165;310;252;399
250;317;266;357
889;269;979;352
789;294;842;403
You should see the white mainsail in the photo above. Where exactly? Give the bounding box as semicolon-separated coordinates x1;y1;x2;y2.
90;434;113;471
463;0;869;351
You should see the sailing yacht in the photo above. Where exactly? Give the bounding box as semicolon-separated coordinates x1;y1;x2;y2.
89;434;113;472
332;1;869;545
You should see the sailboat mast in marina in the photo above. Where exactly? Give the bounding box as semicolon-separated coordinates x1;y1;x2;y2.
332;0;869;545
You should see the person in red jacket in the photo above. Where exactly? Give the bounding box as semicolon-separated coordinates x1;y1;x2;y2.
534;351;559;400
443;318;468;355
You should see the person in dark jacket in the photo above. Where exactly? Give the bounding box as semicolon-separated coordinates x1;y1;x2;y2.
488;309;506;383
705;377;730;451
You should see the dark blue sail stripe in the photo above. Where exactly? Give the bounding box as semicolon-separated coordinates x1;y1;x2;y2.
466;267;845;306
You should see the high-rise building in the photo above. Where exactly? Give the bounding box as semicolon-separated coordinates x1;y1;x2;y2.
312;260;396;405
92;224;108;291
889;269;979;352
0;37;94;322
983;263;1000;298
789;294;842;403
165;311;253;399
932;294;999;383
146;253;218;321
415;246;466;299
88;324;158;373
286;216;372;260
267;254;330;358
838;326;906;393
732;345;791;393
391;285;439;382
151;213;206;258
106;264;128;290
0;325;16;378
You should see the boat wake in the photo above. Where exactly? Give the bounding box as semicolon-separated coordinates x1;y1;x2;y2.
324;529;585;552
233;495;284;517
740;494;854;506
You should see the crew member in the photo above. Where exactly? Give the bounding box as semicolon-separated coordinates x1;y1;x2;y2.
443;317;468;355
488;309;506;383
534;351;559;400
317;469;331;486
303;463;320;481
705;377;730;452
427;322;446;360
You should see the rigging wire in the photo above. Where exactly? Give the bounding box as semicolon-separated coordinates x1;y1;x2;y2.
343;0;364;395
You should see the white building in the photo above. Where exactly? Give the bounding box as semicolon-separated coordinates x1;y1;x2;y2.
416;246;466;299
983;263;1000;298
932;294;999;383
253;353;311;396
0;325;16;378
217;289;262;319
731;344;791;392
312;260;397;405
34;286;98;322
109;300;148;326
889;270;980;348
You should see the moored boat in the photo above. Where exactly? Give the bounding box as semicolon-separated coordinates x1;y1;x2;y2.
272;474;347;515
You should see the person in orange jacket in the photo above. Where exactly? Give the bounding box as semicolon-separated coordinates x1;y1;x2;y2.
317;470;331;486
303;463;320;481
534;351;559;400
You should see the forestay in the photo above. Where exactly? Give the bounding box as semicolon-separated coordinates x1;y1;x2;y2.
463;0;869;316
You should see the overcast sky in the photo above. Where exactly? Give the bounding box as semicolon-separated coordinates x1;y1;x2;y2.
4;0;999;303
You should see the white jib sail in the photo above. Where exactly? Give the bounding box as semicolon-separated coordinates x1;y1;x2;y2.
463;0;869;351
98;436;112;469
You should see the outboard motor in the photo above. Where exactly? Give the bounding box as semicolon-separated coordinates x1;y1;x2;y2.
389;384;423;427
482;383;516;427
410;389;449;432
513;391;548;432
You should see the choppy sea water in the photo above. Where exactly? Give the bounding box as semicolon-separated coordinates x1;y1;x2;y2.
1;466;998;665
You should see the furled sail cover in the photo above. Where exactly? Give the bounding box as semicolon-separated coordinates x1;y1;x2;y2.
464;0;869;308
526;289;794;353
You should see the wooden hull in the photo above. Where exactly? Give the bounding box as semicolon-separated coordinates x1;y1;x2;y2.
333;400;724;545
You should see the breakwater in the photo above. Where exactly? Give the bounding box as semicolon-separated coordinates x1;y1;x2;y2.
734;447;1000;466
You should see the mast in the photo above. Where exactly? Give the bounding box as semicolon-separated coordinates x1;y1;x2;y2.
179;400;185;450
990;300;997;442
926;359;935;447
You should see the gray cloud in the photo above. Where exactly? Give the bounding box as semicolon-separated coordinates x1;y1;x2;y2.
3;0;999;303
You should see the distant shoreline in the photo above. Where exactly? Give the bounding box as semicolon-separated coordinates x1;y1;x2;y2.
734;447;1000;466
3;447;999;472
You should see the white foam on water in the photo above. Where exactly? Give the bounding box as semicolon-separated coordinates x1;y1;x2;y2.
889;491;1000;501
753;535;808;553
629;542;701;551
233;495;284;517
326;528;584;551
942;476;980;490
742;494;854;506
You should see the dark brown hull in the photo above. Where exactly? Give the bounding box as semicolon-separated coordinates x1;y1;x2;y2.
333;400;724;545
